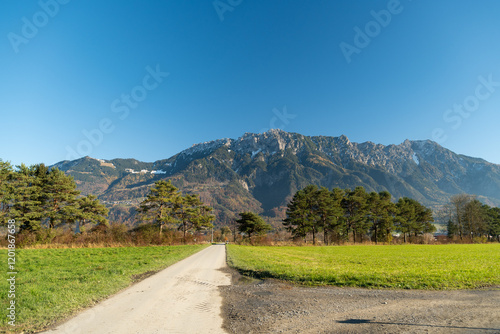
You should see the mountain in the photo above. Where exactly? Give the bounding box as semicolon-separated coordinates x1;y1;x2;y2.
52;129;500;226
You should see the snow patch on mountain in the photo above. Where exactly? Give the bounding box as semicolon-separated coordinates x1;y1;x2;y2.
412;153;420;165
251;149;262;158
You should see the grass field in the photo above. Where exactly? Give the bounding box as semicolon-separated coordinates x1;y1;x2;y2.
0;244;208;333
227;244;500;290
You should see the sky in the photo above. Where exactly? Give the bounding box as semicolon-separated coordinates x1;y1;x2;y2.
2;0;500;167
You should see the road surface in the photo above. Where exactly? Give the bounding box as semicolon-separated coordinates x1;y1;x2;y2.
44;245;231;334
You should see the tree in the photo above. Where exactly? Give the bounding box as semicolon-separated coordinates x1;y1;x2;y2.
41;166;80;229
139;180;181;235
464;199;487;239
324;187;346;244
283;185;319;243
486;206;500;242
448;194;473;240
195;203;215;232
314;186;344;245
367;191;395;244
75;195;109;233
176;194;214;243
10;164;44;232
341;187;368;243
446;194;490;240
395;197;435;242
236;212;272;239
220;226;232;241
0;160;14;224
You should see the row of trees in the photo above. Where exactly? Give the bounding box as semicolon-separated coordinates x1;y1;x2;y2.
0;162;215;244
444;194;500;241
3;159;499;245
283;185;435;244
139;180;215;242
0;161;108;232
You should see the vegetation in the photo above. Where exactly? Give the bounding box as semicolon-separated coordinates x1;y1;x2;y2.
443;194;500;242
236;211;272;239
0;245;207;333
226;244;500;289
2;159;499;246
0;162;108;233
139;180;215;242
284;185;435;244
0;161;216;247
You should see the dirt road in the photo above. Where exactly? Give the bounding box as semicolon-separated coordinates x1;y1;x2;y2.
221;276;500;334
44;245;231;334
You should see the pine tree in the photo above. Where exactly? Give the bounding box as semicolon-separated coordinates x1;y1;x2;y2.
75;195;109;233
10;164;44;232
315;186;343;245
41;166;80;229
236;211;272;240
0;160;14;224
341;186;368;243
486;206;500;242
325;187;346;244
395;197;415;243
283;185;319;243
367;191;395;244
195;203;215;232
139;180;181;235
395;197;434;242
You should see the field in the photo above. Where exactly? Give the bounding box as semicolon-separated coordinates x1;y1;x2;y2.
0;244;208;333
226;244;500;290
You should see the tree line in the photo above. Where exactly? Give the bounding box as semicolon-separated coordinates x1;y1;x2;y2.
2;160;499;245
443;194;500;242
283;185;435;244
0;161;108;233
0;161;215;244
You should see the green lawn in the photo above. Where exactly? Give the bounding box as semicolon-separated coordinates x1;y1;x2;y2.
0;244;208;333
227;244;500;290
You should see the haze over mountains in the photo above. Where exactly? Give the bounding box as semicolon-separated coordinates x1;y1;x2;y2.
52;130;500;226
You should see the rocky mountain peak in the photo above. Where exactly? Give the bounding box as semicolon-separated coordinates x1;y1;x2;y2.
51;130;500;225
234;129;300;154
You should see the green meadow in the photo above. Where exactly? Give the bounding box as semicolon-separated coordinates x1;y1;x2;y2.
227;244;500;290
0;244;208;333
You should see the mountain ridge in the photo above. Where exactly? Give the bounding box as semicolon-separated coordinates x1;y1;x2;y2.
50;130;500;226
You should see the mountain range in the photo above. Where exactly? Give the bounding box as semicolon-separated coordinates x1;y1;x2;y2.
52;129;500;226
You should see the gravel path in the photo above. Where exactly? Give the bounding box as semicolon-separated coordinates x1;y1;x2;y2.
44;245;231;334
220;272;500;334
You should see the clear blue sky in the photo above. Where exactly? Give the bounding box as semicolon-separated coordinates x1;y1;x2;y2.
2;0;500;166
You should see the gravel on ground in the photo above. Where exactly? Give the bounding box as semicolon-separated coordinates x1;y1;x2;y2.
220;269;500;334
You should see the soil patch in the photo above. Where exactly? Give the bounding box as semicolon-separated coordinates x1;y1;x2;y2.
220;268;500;333
131;270;158;282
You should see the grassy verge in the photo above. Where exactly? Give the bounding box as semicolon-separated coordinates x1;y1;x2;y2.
227;244;500;290
0;244;208;333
